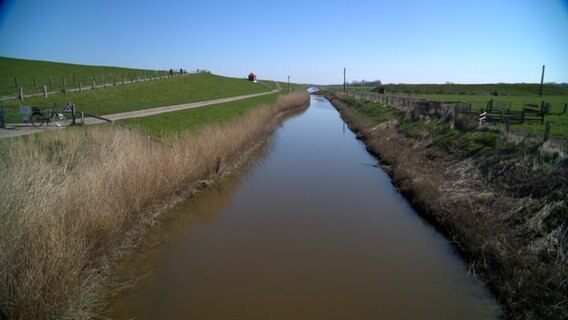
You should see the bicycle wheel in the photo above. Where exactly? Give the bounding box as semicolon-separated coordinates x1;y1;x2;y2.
52;112;67;127
30;113;44;127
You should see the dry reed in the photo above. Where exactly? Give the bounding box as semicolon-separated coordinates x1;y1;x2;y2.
0;91;309;319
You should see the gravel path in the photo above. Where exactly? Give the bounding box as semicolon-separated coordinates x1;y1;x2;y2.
0;90;278;138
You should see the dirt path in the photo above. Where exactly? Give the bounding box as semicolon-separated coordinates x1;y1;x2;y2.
100;90;278;121
0;90;279;138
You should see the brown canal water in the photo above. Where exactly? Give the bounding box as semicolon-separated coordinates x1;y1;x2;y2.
107;95;501;319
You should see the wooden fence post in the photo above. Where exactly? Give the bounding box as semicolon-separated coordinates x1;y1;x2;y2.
71;104;76;125
49;75;53;85
543;121;552;142
43;85;47;98
79;83;83;92
0;105;5;129
62;76;67;93
93;81;96;90
73;74;76;83
505;116;510;139
19;87;24;101
33;76;36;87
14;77;18;88
563;104;567;114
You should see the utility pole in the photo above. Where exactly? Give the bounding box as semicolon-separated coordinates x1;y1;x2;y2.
539;65;545;97
343;67;346;92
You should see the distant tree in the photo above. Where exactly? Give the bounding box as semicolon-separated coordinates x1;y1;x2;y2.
350;79;382;86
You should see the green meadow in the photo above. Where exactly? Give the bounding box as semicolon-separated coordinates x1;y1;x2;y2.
331;83;568;138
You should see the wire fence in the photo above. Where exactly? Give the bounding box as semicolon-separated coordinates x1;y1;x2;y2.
342;91;568;142
0;69;206;101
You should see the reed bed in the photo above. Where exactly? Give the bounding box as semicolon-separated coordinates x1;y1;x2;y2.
0;91;309;319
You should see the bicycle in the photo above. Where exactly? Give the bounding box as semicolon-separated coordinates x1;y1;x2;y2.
30;104;67;127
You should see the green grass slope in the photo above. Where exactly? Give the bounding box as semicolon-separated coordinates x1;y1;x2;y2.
2;71;271;122
0;56;166;96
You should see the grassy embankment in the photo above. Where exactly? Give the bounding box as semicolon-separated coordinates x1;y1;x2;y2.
326;92;566;319
1;73;272;122
0;56;173;97
0;87;309;319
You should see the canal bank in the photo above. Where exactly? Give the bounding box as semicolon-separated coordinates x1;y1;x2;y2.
326;92;567;319
0;92;310;320
107;95;500;319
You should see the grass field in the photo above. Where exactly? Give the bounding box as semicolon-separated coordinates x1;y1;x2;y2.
257;79;306;92
0;56;166;96
380;83;568;96
329;83;568;138
329;83;568;96
120;92;281;137
417;94;568;137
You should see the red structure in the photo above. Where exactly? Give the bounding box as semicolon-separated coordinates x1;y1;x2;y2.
248;72;257;82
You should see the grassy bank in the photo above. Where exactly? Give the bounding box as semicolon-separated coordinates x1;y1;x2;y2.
0;91;309;319
0;56;165;97
326;92;567;319
119;92;280;137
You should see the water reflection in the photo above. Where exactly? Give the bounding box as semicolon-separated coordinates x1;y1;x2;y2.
107;95;501;319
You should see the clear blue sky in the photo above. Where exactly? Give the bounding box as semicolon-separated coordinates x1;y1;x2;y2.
1;0;567;84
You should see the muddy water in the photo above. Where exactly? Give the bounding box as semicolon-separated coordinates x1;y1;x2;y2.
108;95;501;319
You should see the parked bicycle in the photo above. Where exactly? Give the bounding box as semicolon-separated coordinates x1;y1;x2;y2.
30;104;67;127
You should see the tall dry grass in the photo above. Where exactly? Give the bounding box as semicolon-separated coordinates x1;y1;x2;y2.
0;91;309;319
